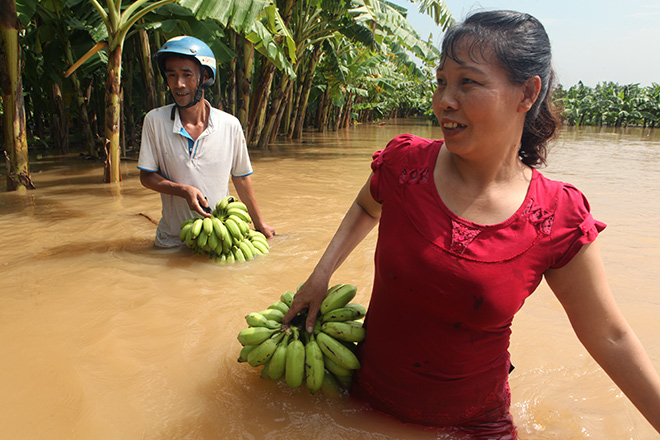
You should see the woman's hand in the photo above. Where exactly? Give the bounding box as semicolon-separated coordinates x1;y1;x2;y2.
282;273;330;334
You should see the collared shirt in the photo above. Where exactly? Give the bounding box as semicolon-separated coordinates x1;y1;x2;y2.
138;102;252;247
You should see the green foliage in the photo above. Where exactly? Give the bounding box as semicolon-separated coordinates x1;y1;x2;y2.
555;82;660;128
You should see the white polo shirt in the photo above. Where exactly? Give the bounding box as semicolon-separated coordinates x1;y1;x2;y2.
138;102;253;247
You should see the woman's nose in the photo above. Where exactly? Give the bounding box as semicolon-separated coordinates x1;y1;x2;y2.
435;86;459;110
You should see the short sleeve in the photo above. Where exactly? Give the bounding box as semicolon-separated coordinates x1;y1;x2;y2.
228;115;253;177
370;134;417;203
549;183;607;269
137;110;160;173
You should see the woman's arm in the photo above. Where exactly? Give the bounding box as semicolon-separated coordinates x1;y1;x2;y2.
232;175;275;238
545;240;660;433
283;175;382;333
139;169;210;217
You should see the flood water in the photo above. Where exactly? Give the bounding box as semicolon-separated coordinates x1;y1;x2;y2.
1;120;659;439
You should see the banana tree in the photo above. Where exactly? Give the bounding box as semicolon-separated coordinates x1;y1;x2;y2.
0;0;33;191
66;0;176;183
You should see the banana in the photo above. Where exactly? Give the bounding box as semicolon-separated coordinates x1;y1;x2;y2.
320;321;366;343
238;344;257;363
202;217;213;236
323;354;352;378
180;218;194;229
245;312;281;329
228;214;250;236
238;240;254;260
320;284;358;314
316;331;361;370
251;239;270;254
232;246;246;262
248;230;268;242
216;195;235;215
190;218;203;239
247;331;285;367
285;329;306;389
196;230;209;248
334;370;353;389
212;217;229;242
242;239;259;257
258;308;284;322
224;217;243;241
260;359;271;378
237;326;278;346
185;229;196;248
227;208;252;224
207;230;220;253
225;251;235;263
320;370;342;399
179;223;193;242
321;303;367;322
227;201;249;212
280;290;295;308
268;333;289;381
268;301;289;315
305;334;325;394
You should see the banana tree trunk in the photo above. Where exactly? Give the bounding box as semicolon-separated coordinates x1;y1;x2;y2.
340;92;354;129
65;41;95;156
286;79;304;138
226;29;237;115
0;0;33;191
292;43;323;140
50;82;70;154
316;85;329;131
247;61;275;147
137;29;158;111
256;73;289;148
103;43;123;183
237;36;254;133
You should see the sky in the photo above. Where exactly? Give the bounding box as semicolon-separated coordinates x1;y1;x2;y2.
389;0;660;88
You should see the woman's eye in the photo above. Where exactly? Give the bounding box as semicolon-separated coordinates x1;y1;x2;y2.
436;78;446;87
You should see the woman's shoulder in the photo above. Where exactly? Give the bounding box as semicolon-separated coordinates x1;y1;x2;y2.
533;170;590;204
374;134;442;164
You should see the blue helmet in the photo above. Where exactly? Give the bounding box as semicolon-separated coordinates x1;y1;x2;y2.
155;36;216;86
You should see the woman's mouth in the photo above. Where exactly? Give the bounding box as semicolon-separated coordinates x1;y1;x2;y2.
442;121;465;130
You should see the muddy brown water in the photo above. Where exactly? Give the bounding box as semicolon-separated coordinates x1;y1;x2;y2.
1;120;659;439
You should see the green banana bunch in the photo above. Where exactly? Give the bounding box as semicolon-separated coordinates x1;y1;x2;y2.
236;283;367;397
178;195;270;263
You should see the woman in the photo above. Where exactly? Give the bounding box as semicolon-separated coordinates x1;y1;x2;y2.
282;10;660;438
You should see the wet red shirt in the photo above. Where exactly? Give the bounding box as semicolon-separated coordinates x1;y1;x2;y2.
352;135;606;433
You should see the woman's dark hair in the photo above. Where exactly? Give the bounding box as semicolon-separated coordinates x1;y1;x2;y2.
440;10;561;167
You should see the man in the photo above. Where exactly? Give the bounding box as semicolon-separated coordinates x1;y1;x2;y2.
138;36;275;248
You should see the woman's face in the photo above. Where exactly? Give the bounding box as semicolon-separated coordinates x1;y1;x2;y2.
432;44;529;159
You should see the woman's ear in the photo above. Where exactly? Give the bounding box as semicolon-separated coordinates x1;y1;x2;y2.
518;75;542;113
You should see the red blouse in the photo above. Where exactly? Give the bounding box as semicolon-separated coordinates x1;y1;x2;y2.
351;134;606;432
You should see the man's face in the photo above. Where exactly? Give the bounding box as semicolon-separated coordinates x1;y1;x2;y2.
164;56;201;107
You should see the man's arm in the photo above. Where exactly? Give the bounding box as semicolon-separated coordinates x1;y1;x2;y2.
231;175;275;238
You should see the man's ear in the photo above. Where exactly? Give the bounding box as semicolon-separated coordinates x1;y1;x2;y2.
518;75;542;113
